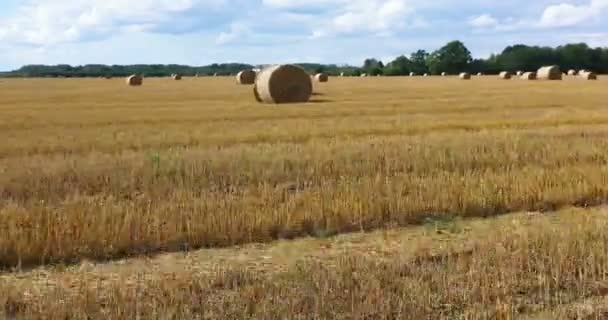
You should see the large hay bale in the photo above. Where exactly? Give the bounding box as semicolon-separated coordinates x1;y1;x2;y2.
236;70;256;85
567;69;577;76
537;65;562;80
172;74;182;80
499;71;512;79
126;74;143;86
314;73;329;82
459;72;471;80
521;72;537;80
579;71;597;80
253;64;312;104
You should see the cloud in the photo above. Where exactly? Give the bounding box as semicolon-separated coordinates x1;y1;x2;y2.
0;0;230;46
216;22;251;45
469;14;498;28
540;0;608;27
311;0;413;38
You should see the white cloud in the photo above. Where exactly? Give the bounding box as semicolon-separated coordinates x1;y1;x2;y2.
312;0;413;38
469;14;498;28
216;22;251;45
540;0;608;27
0;0;228;46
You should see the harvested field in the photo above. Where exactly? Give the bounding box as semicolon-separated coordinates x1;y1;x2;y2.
1;75;608;318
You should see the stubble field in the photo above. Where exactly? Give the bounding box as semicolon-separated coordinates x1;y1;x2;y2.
2;75;608;319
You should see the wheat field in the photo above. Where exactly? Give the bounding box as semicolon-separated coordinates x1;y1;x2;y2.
2;75;608;318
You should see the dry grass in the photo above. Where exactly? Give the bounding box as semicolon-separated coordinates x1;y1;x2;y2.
3;207;608;319
2;76;608;318
1;76;608;269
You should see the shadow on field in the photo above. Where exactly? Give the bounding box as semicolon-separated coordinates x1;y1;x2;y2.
309;99;334;103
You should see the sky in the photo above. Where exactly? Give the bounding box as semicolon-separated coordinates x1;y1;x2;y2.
0;0;607;71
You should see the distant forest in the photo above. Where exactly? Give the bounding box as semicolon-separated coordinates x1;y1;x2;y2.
1;41;607;78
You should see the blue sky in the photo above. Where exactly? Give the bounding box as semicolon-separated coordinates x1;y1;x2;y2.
0;0;607;71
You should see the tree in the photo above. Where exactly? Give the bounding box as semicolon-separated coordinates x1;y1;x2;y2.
409;50;429;74
426;41;472;75
384;55;411;75
362;58;384;75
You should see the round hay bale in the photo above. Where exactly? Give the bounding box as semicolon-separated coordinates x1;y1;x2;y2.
579;71;597;80
477;72;483;76
409;72;416;76
423;73;429;77
253;64;312;104
567;69;577;76
521;72;537;80
340;72;345;77
459;72;471;80
236;70;256;85
172;74;182;80
441;72;447;76
537;65;562;80
360;73;368;77
516;71;523;76
499;71;512;79
105;76;112;79
126;74;143;86
314;73;329;83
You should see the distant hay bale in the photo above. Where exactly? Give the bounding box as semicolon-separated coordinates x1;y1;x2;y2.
441;72;447;76
579;71;597;80
499;71;512;79
172;74;182;80
360;73;368;77
195;73;200;77
516;71;523;76
423;73;429;77
253;64;312;104
537;65;562;80
459;72;471;80
105;76;112;79
340;72;345;77
521;72;537;80
409;72;416;76
567;69;577;76
314;73;329;82
477;72;483;76
126;74;143;86
213;73;218;77
236;70;256;85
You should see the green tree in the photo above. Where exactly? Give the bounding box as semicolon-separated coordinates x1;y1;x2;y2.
384;55;411;75
409;50;429;74
427;41;472;75
362;58;384;75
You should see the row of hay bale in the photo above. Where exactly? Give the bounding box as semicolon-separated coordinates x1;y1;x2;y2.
497;66;597;80
124;64;599;104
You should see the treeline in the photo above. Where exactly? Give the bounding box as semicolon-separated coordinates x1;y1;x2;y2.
1;63;256;78
373;41;608;76
2;41;607;78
